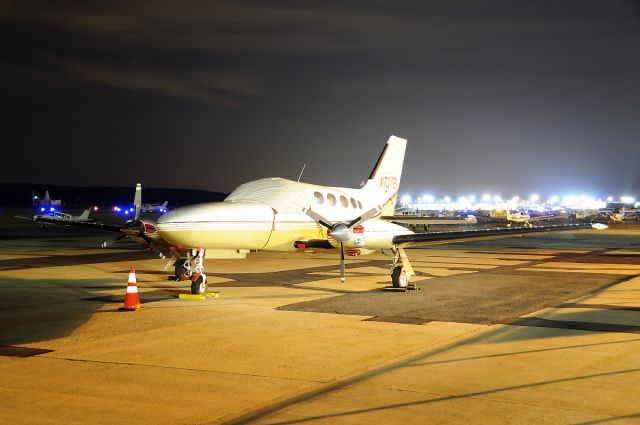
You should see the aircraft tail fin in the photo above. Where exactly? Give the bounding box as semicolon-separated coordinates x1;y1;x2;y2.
362;135;406;216
79;209;90;220
161;201;168;208
134;183;142;220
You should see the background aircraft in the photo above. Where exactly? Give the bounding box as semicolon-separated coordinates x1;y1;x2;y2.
113;187;168;215
16;208;94;227
141;200;168;213
24;184;170;256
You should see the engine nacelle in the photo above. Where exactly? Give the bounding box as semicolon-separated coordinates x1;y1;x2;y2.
342;221;410;250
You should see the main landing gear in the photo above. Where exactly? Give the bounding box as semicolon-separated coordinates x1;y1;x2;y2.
389;246;416;291
172;248;208;295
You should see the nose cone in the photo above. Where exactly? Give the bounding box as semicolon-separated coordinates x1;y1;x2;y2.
329;223;350;242
156;201;274;249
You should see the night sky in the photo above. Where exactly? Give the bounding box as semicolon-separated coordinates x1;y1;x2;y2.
3;1;640;198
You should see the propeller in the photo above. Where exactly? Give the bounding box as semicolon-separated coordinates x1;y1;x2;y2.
117;220;166;259
303;205;381;283
101;234;126;248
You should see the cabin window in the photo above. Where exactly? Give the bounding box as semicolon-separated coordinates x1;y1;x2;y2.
357;200;363;209
340;195;349;208
327;193;337;206
350;198;357;208
313;191;324;205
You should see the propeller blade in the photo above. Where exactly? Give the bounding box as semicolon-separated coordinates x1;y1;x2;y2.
339;241;345;284
140;234;165;259
163;257;177;270
303;207;333;229
347;205;382;228
101;234;126;248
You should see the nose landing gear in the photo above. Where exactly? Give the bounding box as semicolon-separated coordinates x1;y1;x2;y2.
172;248;208;295
174;258;191;281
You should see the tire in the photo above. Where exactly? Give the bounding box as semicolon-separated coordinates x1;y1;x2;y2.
391;266;408;289
175;259;191;281
191;274;207;295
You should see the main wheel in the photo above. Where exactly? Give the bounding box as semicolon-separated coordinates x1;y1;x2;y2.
190;274;207;295
174;259;191;281
391;266;408;289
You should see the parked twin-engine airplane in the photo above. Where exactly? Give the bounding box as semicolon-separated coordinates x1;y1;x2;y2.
154;136;603;295
25;136;604;295
141;200;168;213
16;208;94;227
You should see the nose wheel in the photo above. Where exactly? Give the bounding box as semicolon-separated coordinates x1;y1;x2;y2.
174;258;191;281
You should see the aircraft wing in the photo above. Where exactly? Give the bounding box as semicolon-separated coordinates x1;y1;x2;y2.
527;214;558;222
20;215;122;232
392;223;593;246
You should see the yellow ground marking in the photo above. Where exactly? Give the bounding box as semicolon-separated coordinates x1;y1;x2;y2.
412;257;532;267
414;267;478;277
518;267;640;275
533;262;640;270
466;249;588;254
605;250;640;255
0;253;45;260
292;278;385;292
410;261;497;269
412;250;553;261
178;293;219;300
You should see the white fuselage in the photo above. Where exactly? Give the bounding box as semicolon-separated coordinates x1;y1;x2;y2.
157;177;411;255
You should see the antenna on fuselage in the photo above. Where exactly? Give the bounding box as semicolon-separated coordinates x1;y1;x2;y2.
297;163;307;182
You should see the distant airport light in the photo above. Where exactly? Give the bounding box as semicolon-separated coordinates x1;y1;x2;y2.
550;195;559;204
529;194;539;203
93;206;99;211
124;210;129;215
400;194;412;205
423;194;434;203
468;195;476;203
606;196;613;202
620;196;635;204
444;196;451;203
482;194;491;202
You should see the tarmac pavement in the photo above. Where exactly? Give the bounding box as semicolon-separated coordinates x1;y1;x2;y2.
1;226;639;424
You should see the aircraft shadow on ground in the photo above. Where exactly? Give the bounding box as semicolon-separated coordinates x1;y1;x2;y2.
0;277;127;347
224;320;640;425
0;273;203;349
0;250;156;271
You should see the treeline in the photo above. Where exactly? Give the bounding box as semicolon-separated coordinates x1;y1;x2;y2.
0;183;228;207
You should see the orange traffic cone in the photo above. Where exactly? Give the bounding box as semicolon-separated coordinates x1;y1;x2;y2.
121;267;141;310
